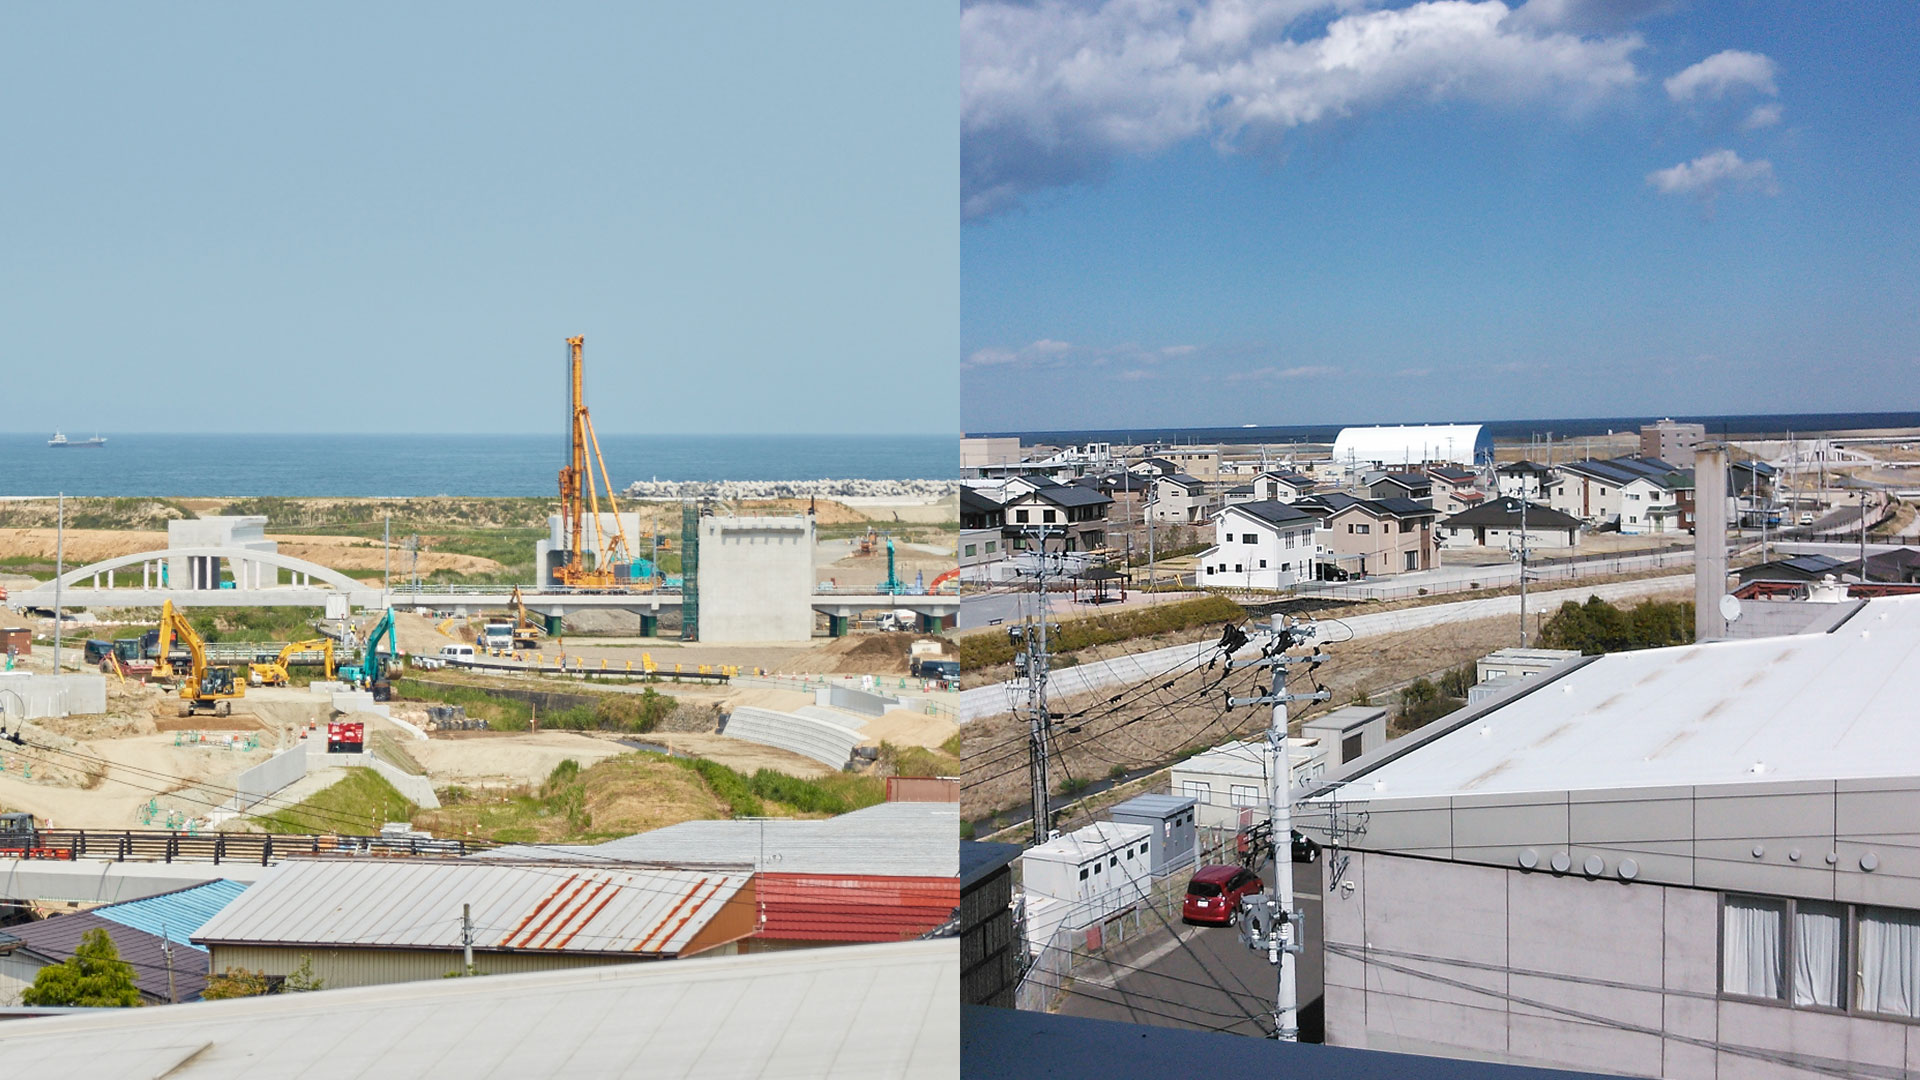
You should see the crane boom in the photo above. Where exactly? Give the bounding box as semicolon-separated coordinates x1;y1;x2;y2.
154;600;243;717
555;336;641;589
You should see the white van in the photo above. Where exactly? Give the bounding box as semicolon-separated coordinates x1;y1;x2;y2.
439;643;476;662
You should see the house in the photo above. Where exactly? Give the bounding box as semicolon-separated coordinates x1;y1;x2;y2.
960;486;1006;576
1735;553;1849;586
1618;472;1685;534
960;436;1024;474
1220;482;1257;506
1158;447;1222;480
1438;496;1582;548
1297;495;1439;578
1300;705;1389;771
1427;466;1484;516
1494;460;1556;500
1146;473;1217;524
1546;457;1681;527
1128;456;1180;477
1365;472;1432;503
1001;483;1112;554
1250;470;1316;503
1197;501;1318;590
192;860;759;988
1304;594;1920;1080
0;878;245;1005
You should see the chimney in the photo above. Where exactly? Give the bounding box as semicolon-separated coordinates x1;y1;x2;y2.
1695;446;1728;641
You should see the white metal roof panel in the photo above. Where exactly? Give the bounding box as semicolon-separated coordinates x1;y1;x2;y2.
0;939;957;1080
1330;596;1920;802
489;801;959;878
192;860;750;956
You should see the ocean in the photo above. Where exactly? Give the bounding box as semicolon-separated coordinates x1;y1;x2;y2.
0;433;954;497
974;412;1920;448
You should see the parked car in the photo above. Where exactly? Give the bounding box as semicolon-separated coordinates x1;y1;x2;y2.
1799;511;1816;526
1182;864;1263;926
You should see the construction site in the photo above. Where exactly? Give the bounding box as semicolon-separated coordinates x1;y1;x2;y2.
0;337;961;844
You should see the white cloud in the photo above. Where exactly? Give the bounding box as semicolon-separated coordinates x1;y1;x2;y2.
1646;149;1777;200
1663;49;1776;101
1160;344;1199;357
965;339;1075;368
962;0;1645;218
1743;102;1782;129
1225;364;1339;382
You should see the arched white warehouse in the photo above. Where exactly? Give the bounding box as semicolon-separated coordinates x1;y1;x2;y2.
1331;424;1492;469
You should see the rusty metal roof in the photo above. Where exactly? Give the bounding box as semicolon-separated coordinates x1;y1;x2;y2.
192;860;751;957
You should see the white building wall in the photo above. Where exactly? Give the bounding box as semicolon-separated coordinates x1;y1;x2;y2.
1323;850;1920;1079
1197;513;1315;591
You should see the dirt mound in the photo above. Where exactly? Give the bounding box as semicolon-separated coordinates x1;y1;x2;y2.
779;633;933;675
581;757;729;835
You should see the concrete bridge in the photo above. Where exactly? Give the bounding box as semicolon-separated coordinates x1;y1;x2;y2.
11;546;959;634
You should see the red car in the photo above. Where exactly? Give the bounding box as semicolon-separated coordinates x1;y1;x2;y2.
1182;864;1263;926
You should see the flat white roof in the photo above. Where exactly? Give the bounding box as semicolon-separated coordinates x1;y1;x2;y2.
1176;738;1317;780
1021;821;1150;865
1340;596;1920;801
0;939;957;1079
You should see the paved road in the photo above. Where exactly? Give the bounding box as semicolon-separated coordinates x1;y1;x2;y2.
1057;859;1323;1040
959;585;1199;630
960;574;1692;722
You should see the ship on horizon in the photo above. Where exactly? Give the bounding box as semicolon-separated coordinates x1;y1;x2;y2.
47;431;106;448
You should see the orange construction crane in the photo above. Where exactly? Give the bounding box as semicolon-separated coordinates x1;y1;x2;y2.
555;336;641;589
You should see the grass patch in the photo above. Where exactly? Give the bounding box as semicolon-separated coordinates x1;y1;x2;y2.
880;740;962;780
392;679;677;734
958;594;1246;669
415;753;884;845
252;768;417;835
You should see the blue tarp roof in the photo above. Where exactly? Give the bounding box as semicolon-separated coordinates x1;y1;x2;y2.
93;879;248;951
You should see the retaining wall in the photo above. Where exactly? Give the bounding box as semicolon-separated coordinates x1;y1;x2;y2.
721;707;862;770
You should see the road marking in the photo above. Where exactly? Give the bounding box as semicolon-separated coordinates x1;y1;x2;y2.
1080;924;1206;988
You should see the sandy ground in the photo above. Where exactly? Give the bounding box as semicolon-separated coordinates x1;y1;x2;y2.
961;614;1520;819
857;708;958;750
815;538;956;593
409;731;630;789
0;529;505;576
643;733;835;779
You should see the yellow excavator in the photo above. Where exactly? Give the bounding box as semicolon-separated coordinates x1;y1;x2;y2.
248;639;336;687
509;587;546;650
154;600;245;718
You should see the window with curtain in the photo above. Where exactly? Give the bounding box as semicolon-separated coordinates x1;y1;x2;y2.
1792;901;1844;1009
1722;895;1786;1000
1859;907;1920;1019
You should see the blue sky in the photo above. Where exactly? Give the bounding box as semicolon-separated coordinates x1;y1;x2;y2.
0;5;956;435
961;1;1920;433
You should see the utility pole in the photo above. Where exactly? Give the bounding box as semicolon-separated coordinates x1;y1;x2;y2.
1226;615;1330;1041
384;514;392;598
462;902;474;974
53;493;64;676
1146;480;1157;594
1516;496;1530;648
1016;526;1062;845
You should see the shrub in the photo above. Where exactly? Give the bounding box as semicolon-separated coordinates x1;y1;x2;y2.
1539;597;1694;655
21;928;141;1007
957;595;1246;670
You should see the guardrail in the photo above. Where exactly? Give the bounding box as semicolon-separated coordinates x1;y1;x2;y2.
386;584;682;597
7;828;485;866
445;656;732;684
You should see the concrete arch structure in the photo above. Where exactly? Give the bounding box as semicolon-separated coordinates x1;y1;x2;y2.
14;546;379;609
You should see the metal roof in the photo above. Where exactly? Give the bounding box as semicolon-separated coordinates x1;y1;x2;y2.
1441;496;1581;529
493;802;959;878
1331;424;1490;468
1223;500;1315;527
192;860;750;957
1175;738;1274;779
1322;595;1920;801
1021;821;1149;865
0;940;958;1080
0;911;210;1003
92;879;247;949
1107;793;1197;820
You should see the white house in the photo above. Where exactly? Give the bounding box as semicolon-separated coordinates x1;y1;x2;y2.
1619;474;1682;534
1197;501;1318;590
1147;473;1216;524
1250;470;1316;503
1494;461;1555;500
1171;738;1328;830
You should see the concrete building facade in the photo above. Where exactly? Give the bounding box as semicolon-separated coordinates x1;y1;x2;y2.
696;516;816;642
166;516;276;591
1306;596;1920;1079
1641;420;1708;467
1197;501;1317;591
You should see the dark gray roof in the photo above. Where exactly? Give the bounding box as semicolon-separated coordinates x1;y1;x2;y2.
1496;460;1555;475
1256;470;1314;486
1137;457;1178;472
1024;484;1112;509
1374;473;1430;490
1559;456;1680;487
1226;500;1316;527
1158;473;1206;492
1224;484;1254;495
0;911;209;1003
960;486;1003;513
1429;465;1477;483
1738;554;1847;583
1372;496;1437;517
959;841;1022;892
1441;497;1582;530
1296;492;1364;515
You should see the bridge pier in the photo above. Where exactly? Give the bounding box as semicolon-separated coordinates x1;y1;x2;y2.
828;614;850;638
640;613;659;637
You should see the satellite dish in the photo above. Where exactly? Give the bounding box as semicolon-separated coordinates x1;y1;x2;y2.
1720;594;1743;623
